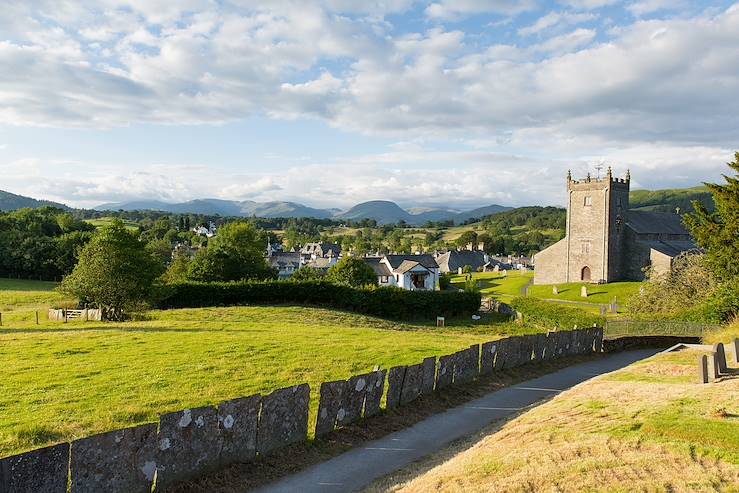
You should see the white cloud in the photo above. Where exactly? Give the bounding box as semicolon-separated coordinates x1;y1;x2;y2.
627;0;687;17
559;0;620;10
518;11;597;36
425;0;537;20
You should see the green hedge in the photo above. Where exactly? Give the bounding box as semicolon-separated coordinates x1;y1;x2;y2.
509;297;604;329
158;280;482;320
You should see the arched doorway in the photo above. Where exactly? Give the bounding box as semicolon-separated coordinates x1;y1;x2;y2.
581;266;591;282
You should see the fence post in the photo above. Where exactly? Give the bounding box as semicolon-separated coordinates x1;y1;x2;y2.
36;311;39;325
0;312;2;326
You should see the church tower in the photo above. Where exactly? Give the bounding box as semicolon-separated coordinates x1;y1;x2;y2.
564;168;630;283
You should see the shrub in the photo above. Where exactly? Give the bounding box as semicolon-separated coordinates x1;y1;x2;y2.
462;265;473;274
326;257;377;287
509;297;604;329
438;273;452;290
158;280;481;320
464;278;480;293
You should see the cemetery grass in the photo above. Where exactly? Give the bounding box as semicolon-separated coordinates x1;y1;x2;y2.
450;271;534;299
0;305;545;458
365;350;739;493
527;280;643;305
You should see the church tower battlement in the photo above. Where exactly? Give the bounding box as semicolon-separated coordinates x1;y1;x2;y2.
563;167;630;283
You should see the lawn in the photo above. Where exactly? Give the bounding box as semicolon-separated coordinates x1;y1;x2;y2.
0;278;75;326
450;270;534;299
373;347;739;492
0;304;541;458
85;217;139;230
528;280;642;305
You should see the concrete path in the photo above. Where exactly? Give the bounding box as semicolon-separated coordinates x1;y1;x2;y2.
252;349;658;493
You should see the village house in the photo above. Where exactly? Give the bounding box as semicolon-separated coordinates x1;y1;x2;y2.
365;254;440;291
300;242;341;261
267;252;302;280
534;169;697;284
434;250;490;273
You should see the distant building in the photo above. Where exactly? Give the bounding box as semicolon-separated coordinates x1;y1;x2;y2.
435;250;489;273
303;256;338;271
267;252;302;280
266;241;284;257
365;254;440;291
300;242;341;260
534;169;696;285
193;221;217;238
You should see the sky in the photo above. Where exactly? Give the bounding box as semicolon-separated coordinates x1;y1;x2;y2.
1;0;738;210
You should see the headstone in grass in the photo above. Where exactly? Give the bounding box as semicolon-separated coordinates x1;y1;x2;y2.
714;343;728;374
581;286;588;297
70;424;157;493
0;443;69;493
316;380;348;437
734;339;739;364
364;369;386;418
480;341;497;374
552;286;558;295
420;357;436;394
218;395;261;464
341;373;370;426
386;366;407;409
400;363;424;405
156;406;222;487
436;355;454;389
699;354;710;384
256;384;310;456
708;351;720;380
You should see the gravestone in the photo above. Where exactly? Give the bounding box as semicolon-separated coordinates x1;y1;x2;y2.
364;369;386;417
734;339;739;364
256;384;310;456
493;338;510;370
503;336;522;369
552;286;558;295
594;327;604;353
581;286;588;298
218;395;261;464
699;354;709;384
480;341;498;374
454;345;479;384
386;366;407;409
708;352;720;380
533;333;547;360
156;406;222;487
315;380;348;436
518;335;534;365
400;363;424;405
341;373;371;426
713;343;728;374
436;355;454;389
420;357;436;394
0;443;69;493
70;424;158;493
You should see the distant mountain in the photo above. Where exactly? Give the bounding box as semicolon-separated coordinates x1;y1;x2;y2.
96;198;334;219
0;190;69;211
629;186;714;213
455;204;513;224
334;200;512;225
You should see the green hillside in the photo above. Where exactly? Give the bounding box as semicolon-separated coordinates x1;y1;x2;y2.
0;190;69;211
629;186;714;213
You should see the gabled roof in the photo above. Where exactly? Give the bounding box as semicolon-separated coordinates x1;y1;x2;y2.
641;239;698;258
364;257;393;276
626;210;691;236
384;254;439;270
435;250;486;272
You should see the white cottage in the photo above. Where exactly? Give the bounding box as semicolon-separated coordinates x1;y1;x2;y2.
365;254;440;291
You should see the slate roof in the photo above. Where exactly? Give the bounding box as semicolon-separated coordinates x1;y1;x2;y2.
435;250;487;273
267;252;301;268
364;257;393;276
300;242;341;257
641;239;698;258
626;210;691;236
384;254;439;270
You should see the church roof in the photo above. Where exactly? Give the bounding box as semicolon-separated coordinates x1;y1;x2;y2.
641;240;698;258
626;210;691;235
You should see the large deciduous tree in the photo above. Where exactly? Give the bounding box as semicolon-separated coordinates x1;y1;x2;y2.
60;220;163;320
326;257;377;287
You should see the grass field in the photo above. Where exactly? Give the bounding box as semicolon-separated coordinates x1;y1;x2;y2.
371;346;739;492
0;278;75;326
85;217;139;230
528;280;642;305
0;303;545;458
449;271;534;299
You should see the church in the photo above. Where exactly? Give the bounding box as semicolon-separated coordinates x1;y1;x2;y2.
533;169;696;285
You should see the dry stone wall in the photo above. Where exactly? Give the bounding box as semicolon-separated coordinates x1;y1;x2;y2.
1;327;602;493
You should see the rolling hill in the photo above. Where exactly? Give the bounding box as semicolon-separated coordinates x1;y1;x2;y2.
0;190;69;211
629;186;714;213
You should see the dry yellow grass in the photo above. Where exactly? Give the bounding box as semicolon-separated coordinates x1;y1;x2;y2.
366;349;739;493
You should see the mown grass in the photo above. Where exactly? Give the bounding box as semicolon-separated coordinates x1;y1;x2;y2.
0;278;75;326
375;349;739;492
528;280;643;305
0;304;538;458
450;271;534;299
85;217;139;230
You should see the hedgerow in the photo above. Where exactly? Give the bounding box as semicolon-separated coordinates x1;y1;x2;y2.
509;297;604;329
158;280;481;320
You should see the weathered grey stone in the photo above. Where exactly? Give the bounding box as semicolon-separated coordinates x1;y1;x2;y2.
503;336;522;369
480;341;498;374
0;443;69;493
454;345;479;384
400;363;423;405
70;424;157;493
340;373;371;426
518;335;534;365
156;406;222;488
594;327;604;353
533;333;547;361
257;384;310;456
734;339;739;364
544;332;557;360
218;395;261;464
436;355;454;389
493;338;510;370
363;369;386;418
420;357;436;394
386;366;406;410
708;352;720;380
699;354;709;384
315;380;348;436
714;343;728;374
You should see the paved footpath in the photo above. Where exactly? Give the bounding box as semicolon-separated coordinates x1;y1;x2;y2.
253;349;658;493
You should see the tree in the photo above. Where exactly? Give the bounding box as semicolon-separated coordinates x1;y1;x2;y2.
290;266;326;281
185;221;275;282
59;220;163;320
684;152;739;280
326;257;377;287
456;230;478;249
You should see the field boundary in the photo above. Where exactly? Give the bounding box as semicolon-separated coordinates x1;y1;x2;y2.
0;327;603;493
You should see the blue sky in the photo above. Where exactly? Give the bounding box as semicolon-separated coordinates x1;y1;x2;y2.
1;0;737;209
